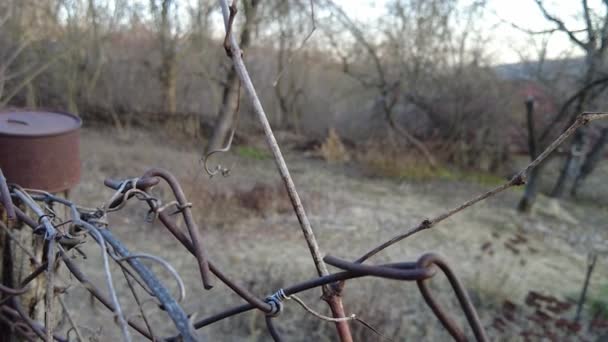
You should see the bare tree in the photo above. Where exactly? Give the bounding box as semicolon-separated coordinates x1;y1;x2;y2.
150;0;180;113
0;0;65;107
531;0;608;198
319;0;506;170
272;1;311;132
319;0;439;167
206;0;260;153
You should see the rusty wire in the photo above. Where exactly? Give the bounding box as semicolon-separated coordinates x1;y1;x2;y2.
1;166;491;341
141;168;213;290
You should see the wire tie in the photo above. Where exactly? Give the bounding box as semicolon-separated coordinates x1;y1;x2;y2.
265;289;288;317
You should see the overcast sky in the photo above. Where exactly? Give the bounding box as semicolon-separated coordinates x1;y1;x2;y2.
333;0;596;64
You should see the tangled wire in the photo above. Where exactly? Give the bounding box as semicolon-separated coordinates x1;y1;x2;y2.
0;166;490;342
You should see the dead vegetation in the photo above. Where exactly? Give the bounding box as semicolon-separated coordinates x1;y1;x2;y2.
319;128;351;163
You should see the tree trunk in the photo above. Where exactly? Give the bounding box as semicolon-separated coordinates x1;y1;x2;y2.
518;166;541;213
550;47;603;198
158;0;177;114
0;204;48;342
206;67;239;152
571;127;608;196
160;56;177;113
551;128;587;198
206;0;259;153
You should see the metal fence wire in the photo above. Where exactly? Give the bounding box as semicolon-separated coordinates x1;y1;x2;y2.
0;169;488;342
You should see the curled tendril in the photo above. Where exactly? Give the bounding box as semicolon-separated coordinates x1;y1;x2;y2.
203;80;241;178
203;113;238;178
203;145;233;178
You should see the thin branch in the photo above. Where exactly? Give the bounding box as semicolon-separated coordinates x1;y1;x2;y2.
600;7;608;50
0;221;39;263
582;0;595;45
539;74;608;143
3;36;34;72
219;0;328;279
59;253;154;340
357;112;608;263
7;297;67;342
272;0;317;87
103;177;273;313
217;2;353;339
120;268;157;341
57;295;85;342
533;0;587;49
140;169;213;290
491;9;586;36
0;48;71;107
109;255;156;298
322;0;386;85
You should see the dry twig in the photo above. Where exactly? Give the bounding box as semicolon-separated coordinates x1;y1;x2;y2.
217;0;353;340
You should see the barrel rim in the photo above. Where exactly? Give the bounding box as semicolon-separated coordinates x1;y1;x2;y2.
0;108;82;138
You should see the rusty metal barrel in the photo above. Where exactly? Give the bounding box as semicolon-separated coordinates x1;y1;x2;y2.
0;110;81;192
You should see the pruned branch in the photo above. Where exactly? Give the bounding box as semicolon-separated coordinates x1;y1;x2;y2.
218;0;329;280
217;1;353;340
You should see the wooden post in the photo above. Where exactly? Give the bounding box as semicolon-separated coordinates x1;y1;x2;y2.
0;191;68;342
0;201;49;342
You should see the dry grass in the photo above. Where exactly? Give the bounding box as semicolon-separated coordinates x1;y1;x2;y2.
357;145;437;180
355;142;507;188
319;128;351;163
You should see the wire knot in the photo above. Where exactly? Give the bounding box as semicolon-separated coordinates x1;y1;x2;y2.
265;289;288;317
37;213;55;225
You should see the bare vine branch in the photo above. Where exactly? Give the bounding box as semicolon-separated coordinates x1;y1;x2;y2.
218;0;329;281
357;112;608;263
217;1;353;339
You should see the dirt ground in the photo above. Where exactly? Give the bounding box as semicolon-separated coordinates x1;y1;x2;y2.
57;127;608;341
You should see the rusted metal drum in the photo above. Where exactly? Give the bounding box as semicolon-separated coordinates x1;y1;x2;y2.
0;110;81;192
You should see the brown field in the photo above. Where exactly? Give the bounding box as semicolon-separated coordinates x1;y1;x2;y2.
58;127;608;341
